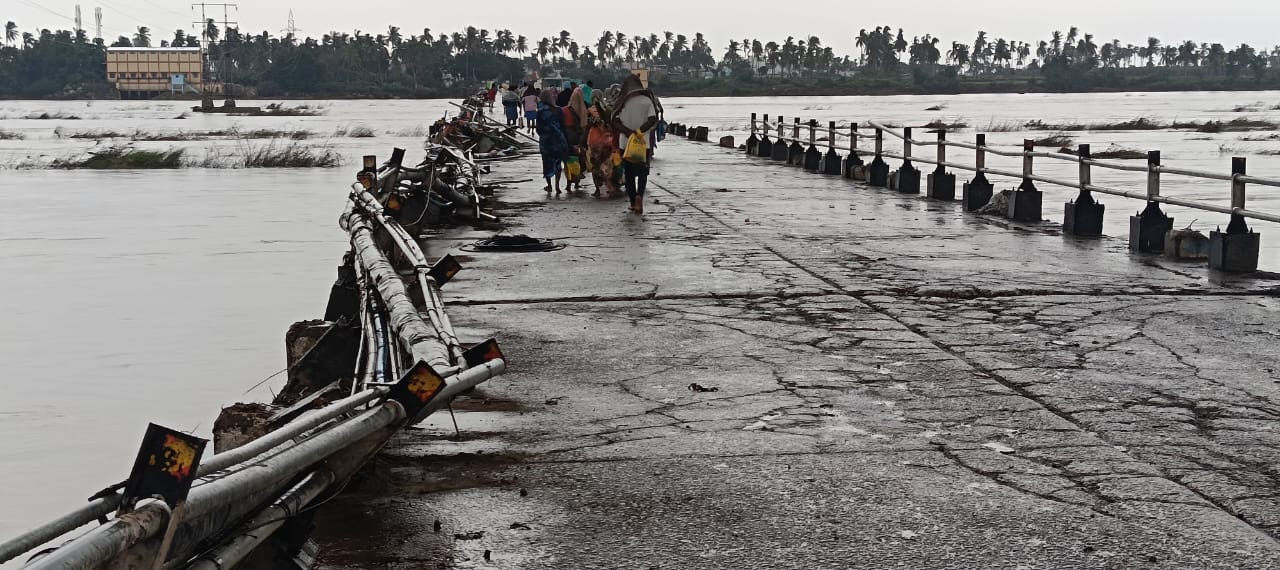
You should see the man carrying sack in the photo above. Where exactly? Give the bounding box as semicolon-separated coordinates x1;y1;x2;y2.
611;74;661;215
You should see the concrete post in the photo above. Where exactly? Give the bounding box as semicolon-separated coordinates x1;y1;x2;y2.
757;114;773;157
1209;156;1260;272
771;116;790;161
843;123;864;179
1008;139;1042;222
804;120;822;171
821;120;843;175
868;127;890;187
1129;151;1174;252
895;127;921;193
1063;144;1105;235
787;117;805;165
963;133;993;211
926;130;956;200
746;113;759;154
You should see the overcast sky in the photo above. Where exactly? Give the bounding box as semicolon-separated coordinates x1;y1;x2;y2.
9;0;1279;56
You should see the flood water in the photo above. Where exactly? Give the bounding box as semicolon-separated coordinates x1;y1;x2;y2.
3;92;1280;556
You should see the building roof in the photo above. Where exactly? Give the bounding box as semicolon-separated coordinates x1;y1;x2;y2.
106;47;203;52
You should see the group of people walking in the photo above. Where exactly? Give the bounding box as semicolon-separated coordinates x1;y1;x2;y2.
509;75;663;215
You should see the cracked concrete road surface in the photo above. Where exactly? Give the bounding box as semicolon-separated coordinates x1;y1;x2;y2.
313;139;1280;569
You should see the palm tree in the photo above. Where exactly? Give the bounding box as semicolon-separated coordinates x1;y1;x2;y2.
387;26;402;49
1141;37;1160;66
536;37;550;63
133;26;151;47
516;35;528;57
4;21;16;47
204;18;219;43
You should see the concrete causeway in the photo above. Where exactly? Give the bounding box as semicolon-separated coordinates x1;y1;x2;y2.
313;136;1280;569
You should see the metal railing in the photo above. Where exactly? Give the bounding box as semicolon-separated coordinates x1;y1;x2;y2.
1;178;506;568
745;112;1280;225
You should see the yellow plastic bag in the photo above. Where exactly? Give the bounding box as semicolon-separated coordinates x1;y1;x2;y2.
623;132;648;164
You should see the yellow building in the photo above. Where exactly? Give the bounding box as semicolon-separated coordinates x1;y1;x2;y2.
106;47;204;98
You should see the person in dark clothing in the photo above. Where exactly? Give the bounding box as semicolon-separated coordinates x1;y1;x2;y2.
535;90;568;194
555;81;576;107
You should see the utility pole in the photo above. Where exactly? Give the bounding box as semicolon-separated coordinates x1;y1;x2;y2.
191;3;238;98
281;9;301;42
94;7;102;42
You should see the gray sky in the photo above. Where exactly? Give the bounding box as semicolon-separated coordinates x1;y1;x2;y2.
8;0;1278;57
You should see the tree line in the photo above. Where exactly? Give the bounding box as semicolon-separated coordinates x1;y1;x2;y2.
2;19;1279;98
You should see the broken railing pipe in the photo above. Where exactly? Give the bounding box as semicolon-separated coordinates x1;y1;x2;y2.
183;470;335;570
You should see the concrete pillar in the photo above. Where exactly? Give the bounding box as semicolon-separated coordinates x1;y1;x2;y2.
963;134;994;211
843;123;864;179
746;113;760;155
804;120;822;172
757;114;773;157
719;135;735;148
1008;139;1042;222
771;116;790;161
1209;157;1261;272
868;128;890;187
695;126;709;142
1129;151;1174;252
821;121;843;175
926;130;956;200
895;127;921;194
1063;144;1105;236
787;117;805;165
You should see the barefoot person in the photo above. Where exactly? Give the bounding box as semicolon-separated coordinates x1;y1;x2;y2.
535;90;568;194
521;84;540;135
586;107;618;197
611;74;660;214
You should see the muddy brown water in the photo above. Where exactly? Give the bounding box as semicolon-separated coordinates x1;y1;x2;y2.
4;93;1280;559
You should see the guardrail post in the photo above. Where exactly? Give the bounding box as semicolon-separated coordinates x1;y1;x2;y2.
894;127;921;193
963;133;993;211
1063;144;1105;236
821;121;842;175
788;117;805;165
926;130;956;200
757;114;773;157
804;119;822;172
771;116;789;161
843;123;864;179
868;127;890;187
1008;139;1042;222
746;113;759;155
1209;156;1260;272
1129;150;1174;252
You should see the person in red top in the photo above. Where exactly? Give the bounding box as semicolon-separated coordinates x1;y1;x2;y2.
485;83;498;110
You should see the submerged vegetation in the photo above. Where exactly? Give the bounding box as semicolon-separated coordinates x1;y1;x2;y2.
31;141;341;170
57;128;314;141
50;146;185;169
0;129;24;140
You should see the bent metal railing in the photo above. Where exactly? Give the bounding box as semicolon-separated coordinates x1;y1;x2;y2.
0;177;505;569
745;112;1280;225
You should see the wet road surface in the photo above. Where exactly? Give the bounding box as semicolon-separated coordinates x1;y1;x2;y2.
313;138;1280;569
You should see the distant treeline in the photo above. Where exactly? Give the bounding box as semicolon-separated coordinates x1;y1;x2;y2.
2;21;1280;99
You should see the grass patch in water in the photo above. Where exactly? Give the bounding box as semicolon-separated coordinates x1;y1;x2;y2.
921;119;968;131
238;103;324;117
51;146;184;169
1194;118;1280;133
1030;133;1074;147
25;111;82;120
0;130;24;140
196;141;342;168
1057;145;1147;160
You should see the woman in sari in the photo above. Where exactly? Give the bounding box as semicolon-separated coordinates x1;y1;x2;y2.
561;87;589;192
535;90;568;194
585;106;617;197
